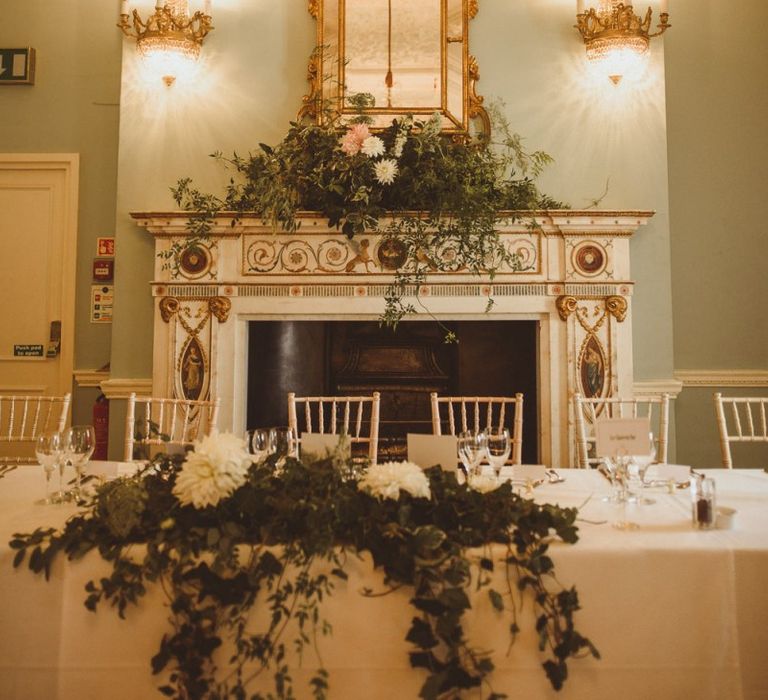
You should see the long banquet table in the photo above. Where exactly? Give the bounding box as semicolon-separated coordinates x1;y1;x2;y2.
1;466;767;700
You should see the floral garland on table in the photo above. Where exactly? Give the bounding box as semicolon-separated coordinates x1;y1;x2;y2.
10;432;598;699
169;97;565;336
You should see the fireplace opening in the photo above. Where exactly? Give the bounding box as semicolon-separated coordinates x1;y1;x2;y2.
247;321;538;463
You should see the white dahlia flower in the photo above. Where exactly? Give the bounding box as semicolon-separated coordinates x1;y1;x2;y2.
361;135;386;158
374;158;399;185
172;431;253;509
358;461;431;500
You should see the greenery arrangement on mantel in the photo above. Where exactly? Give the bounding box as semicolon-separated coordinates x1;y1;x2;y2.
11;433;597;699
170;96;565;333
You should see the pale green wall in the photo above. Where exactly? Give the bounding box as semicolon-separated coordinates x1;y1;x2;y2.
111;1;674;379
107;0;675;459
8;1;762;468
474;0;674;382
0;0;121;420
110;2;316;382
666;0;768;468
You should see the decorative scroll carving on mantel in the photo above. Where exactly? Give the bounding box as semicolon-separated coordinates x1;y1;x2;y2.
134;210;653;286
135;209;653;467
242;232;539;277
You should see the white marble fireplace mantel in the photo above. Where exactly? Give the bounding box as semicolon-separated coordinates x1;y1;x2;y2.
134;210;653;467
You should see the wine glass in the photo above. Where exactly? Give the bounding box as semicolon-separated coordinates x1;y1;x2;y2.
610;453;639;530
457;431;487;479
246;428;270;462
34;432;62;505
630;432;657;505
63;425;95;504
268;426;296;460
485;428;511;482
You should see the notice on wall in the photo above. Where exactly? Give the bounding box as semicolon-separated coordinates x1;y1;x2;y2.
91;285;114;324
0;48;36;85
13;344;44;357
96;237;115;257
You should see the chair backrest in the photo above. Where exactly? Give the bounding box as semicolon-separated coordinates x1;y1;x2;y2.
124;393;221;461
430;393;524;465
287;392;381;464
714;393;768;468
573;392;670;468
0;393;71;464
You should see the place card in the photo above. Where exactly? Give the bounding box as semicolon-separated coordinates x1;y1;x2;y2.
595;417;651;458
646;463;691;483
88;460;139;478
300;433;350;461
511;464;547;482
407;433;458;472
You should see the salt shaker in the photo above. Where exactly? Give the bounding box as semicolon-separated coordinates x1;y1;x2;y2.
691;474;716;529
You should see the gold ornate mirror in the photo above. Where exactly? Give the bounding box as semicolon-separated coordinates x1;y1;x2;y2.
301;0;489;137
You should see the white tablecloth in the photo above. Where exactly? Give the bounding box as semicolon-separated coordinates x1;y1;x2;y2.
1;467;767;700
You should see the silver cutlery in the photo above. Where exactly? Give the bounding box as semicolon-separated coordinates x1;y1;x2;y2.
546;468;565;484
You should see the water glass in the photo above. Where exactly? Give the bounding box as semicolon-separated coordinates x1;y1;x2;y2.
34;432;63;505
246;428;270;461
630;432;657;505
457;431;487;478
268;426;296;460
609;454;640;530
63;425;95;504
485;427;511;481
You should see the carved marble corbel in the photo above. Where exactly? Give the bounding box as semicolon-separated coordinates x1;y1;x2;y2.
556;295;578;321
606;295;628;322
159;296;179;323
208;296;231;323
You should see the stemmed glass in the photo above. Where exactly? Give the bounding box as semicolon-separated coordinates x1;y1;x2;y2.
246;428;270;462
457;431;487;479
630;432;657;505
62;425;95;504
609;452;639;530
34;432;63;505
268;426;297;460
485;428;511;482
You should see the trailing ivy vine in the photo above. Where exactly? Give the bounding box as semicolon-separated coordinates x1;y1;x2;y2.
11;454;597;699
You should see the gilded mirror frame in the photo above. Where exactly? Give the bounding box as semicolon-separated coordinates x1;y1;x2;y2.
300;0;490;137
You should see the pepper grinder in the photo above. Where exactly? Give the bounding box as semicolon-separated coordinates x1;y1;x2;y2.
691;474;716;529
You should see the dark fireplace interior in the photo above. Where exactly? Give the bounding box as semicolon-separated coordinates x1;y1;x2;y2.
247;321;538;463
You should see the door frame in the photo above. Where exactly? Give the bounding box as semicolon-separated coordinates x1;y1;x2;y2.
0;153;79;396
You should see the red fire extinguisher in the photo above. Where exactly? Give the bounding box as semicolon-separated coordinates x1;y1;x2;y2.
93;393;109;460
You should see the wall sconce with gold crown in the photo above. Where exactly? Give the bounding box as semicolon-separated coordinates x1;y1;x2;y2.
118;0;213;86
575;1;670;85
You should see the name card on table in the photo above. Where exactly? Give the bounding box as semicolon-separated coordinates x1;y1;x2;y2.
511;464;548;482
407;434;458;471
300;433;350;461
647;463;691;483
595;417;651;458
89;461;140;479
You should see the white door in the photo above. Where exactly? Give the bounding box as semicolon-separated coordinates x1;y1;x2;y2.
0;154;78;402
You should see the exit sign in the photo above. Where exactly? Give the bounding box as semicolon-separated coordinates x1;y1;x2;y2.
0;48;36;85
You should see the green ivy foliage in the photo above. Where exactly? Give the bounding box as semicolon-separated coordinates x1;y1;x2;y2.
11;455;597;699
